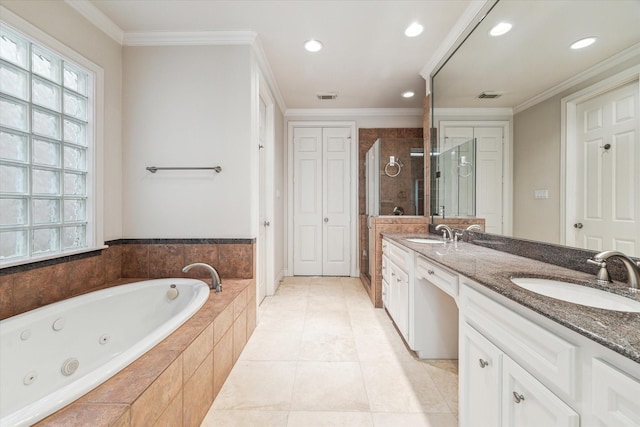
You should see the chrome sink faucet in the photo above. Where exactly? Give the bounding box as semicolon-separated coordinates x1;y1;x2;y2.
466;224;483;232
183;263;223;293
588;251;640;292
435;224;454;242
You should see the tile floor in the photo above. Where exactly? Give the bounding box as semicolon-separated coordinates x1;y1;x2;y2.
201;276;458;427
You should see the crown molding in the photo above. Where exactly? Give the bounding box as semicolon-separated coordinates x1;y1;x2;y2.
251;37;287;113
284;108;423;117
433;107;513;117
513;43;640;114
64;0;124;44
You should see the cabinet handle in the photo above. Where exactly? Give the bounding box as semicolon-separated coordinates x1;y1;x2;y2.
427;269;435;275
397;277;402;282
391;272;395;276
512;391;525;404
478;359;489;368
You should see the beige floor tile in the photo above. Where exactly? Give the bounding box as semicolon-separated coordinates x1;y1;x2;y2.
287;411;374;427
201;409;289;427
239;328;303;361
291;362;370;412
259;308;307;333
299;328;359;362
353;331;414;363
262;294;309;312
422;360;459;414
207;277;459;425
361;361;450;413
212;361;296;411
372;412;458;427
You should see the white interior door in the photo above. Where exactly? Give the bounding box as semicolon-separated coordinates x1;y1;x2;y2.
475;127;504;234
442;125;504;233
293;127;351;276
322;128;351;276
572;80;639;256
293;127;323;275
257;96;267;303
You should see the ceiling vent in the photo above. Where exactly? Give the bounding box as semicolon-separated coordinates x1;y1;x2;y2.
477;91;503;99
317;92;338;100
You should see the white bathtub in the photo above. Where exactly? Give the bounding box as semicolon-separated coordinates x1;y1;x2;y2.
0;278;210;427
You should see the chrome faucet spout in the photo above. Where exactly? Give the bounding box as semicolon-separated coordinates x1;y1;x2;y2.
182;263;222;293
590;251;640;291
435;224;454;242
466;224;483;232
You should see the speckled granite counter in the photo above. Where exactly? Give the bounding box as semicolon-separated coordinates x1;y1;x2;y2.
383;233;640;365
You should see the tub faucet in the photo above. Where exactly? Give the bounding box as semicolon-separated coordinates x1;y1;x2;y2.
588;251;640;292
435;224;454;242
182;263;222;293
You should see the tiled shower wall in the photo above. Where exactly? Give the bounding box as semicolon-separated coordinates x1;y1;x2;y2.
0;240;254;320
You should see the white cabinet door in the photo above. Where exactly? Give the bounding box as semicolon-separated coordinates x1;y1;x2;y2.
393;265;409;341
460;323;503;427
592;358;640;427
502;357;579;427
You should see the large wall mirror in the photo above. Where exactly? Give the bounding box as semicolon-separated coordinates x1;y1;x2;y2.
431;0;640;256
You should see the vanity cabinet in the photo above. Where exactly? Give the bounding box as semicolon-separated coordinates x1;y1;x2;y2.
382;238;411;342
460;279;640;427
460;296;580;426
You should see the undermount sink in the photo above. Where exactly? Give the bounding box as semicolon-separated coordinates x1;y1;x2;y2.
510;277;640;313
406;238;444;244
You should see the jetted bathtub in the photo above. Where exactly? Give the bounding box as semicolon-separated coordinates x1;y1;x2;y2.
0;278;210;427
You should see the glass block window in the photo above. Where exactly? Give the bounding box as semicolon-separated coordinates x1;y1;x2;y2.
0;23;93;264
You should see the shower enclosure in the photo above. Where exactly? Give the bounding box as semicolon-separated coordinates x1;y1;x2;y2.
430;137;476;219
364;137;424;278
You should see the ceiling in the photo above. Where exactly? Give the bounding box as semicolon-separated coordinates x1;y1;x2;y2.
433;0;640;110
82;0;473;111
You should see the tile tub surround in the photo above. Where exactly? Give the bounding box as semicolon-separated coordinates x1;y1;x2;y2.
35;278;256;427
0;239;255;320
385;233;640;364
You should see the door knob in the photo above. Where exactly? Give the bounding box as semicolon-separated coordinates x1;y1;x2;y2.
324;217;329;223
574;223;583;229
263;221;270;227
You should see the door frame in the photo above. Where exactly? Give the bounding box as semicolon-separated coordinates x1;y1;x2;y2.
439;120;512;236
287;121;358;277
561;65;640;246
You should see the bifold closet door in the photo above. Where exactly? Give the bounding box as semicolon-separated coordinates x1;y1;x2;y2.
293;127;351;276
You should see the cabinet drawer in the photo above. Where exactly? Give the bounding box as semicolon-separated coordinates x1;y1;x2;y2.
461;284;578;399
592;358;640;426
384;239;410;270
415;254;458;298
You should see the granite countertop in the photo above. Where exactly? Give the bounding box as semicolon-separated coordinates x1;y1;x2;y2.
383;233;640;364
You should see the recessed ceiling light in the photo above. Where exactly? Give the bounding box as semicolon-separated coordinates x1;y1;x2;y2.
304;39;323;52
489;22;512;37
402;91;415;98
571;37;597;50
405;23;424;37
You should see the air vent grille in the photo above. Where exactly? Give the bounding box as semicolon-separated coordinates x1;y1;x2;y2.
477;91;503;99
317;92;338;100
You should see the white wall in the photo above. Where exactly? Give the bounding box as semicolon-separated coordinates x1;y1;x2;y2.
1;0;124;241
513;55;640;244
122;45;254;238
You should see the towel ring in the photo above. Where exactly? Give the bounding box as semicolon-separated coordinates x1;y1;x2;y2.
384;162;402;177
457;162;473;178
